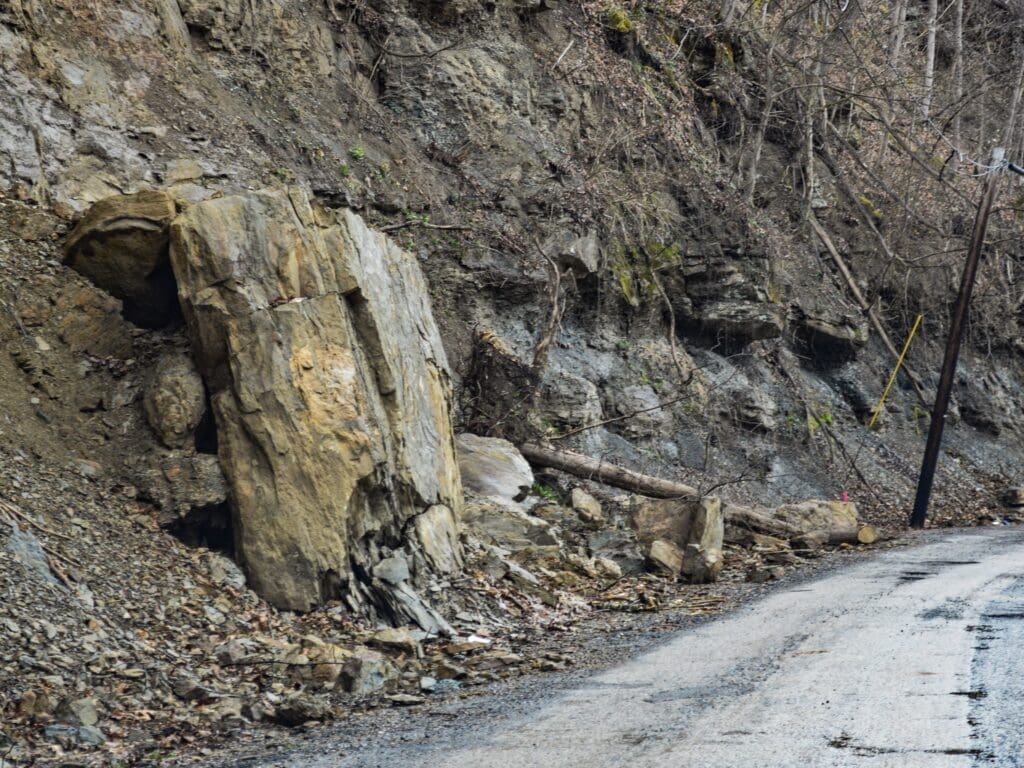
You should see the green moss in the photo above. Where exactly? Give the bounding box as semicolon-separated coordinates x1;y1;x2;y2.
857;194;883;223
604;6;634;33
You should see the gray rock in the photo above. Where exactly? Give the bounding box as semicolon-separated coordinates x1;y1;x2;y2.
536;371;602;429
456;433;534;512
135;452;228;525
5;523;63;590
462;501;558;551
55;697;99;727
143;354;206;449
340;647;397;694
373;555;411;586
44;724;105;746
271;693;330;727
793;303;867;359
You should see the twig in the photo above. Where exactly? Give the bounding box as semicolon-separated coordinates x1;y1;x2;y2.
530;236;564;374
552;38;575;70
0;498;74;541
373;37;463;59
379;220;472;233
550;394;692;441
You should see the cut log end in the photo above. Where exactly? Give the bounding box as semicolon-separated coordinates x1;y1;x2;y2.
856;524;879;545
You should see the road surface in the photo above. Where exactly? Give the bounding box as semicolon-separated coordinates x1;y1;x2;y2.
246;528;1024;767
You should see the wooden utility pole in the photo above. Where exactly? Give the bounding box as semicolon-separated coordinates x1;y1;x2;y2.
910;148;1006;529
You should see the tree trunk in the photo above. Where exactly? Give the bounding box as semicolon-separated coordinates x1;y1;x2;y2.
518;443;699;499
922;0;938;120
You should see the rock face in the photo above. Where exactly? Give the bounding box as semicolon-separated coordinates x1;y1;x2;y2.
63;191;179;326
143;354;206;449
169;187;462;613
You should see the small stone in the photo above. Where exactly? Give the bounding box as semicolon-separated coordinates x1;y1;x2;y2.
387;694;425;706
419;676;437;692
746;564;786;583
571;488;605;525
74;459;102;479
56;697;100;727
370;627;421;656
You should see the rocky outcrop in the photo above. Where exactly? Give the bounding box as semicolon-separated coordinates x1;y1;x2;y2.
63;191;179;326
678;247;784;343
168;187;463;615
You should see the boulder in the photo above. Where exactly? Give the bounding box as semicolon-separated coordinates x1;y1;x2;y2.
792;303;868;360
143;354;206;449
461;501;558;551
646;539;683;577
773;500;859;544
536;371;602;429
134;452;229;535
169;188;462;614
63;191;179;326
680;497;724;583
456;433;533;512
412;505;462;574
629;494;724;582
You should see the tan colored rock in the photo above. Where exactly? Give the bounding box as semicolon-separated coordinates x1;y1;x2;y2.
169;188;462;613
413;505;462;575
631;494;724;582
63;191;179;326
646;539;683;577
571;488;604;525
681;497;724;583
143;354;206;449
773;500;859;544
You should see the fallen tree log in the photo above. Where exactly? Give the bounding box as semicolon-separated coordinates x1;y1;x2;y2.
517;443;699;499
723;504;807;540
518;444;878;549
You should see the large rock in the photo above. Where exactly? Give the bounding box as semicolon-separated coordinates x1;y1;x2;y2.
681;497;724;583
143;354;206;449
63;191;179;326
456;433;533;511
773;500;858;544
169;188;462;614
793;303;868;360
629;494;724;582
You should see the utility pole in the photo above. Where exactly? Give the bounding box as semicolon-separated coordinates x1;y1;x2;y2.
910;148;1006;528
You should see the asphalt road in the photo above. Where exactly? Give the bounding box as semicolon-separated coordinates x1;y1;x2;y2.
252;528;1024;768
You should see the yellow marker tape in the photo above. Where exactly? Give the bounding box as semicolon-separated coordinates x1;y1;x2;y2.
868;313;924;429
